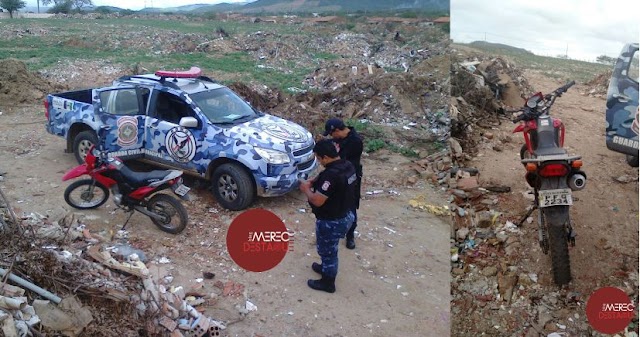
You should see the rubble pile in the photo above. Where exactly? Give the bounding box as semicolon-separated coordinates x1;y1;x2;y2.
38;59;130;88
449;55;533;160
583;69;612;98
0;189;229;337
0;59;68;105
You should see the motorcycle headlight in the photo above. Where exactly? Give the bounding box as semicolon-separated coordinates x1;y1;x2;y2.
254;147;290;164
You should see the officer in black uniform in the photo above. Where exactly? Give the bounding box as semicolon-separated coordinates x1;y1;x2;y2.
323;118;363;249
299;139;356;293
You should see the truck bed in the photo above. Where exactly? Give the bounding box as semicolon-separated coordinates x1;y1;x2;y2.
53;89;92;104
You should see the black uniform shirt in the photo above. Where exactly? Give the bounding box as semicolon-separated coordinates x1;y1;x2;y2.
335;127;363;177
310;159;357;220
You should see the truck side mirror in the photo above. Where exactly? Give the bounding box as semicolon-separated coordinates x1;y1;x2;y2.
179;117;199;128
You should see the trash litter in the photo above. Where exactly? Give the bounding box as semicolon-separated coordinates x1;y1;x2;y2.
409;196;449;216
246;301;257;312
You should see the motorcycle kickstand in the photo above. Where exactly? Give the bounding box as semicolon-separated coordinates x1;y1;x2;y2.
517;204;538;227
121;211;134;231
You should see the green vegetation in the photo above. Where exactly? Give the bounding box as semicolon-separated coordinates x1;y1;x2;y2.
0;0;26;18
0;18;311;90
344;119;421;157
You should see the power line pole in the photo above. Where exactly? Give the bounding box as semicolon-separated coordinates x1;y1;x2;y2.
565;43;568;59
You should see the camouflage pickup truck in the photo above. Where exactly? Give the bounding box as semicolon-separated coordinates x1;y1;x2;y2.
606;43;639;167
45;67;318;210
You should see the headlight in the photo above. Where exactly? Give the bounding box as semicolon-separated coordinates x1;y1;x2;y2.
254;147;290;164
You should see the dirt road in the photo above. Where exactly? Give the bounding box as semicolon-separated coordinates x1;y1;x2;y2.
0;105;451;336
451;69;639;336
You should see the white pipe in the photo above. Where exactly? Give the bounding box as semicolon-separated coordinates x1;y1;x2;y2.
0;269;61;304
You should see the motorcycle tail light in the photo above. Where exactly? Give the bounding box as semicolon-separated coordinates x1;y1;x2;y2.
525;163;537;172
571;160;583;168
539;163;569;177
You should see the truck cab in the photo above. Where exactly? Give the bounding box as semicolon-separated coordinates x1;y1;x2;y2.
606;43;639;167
46;67;318;210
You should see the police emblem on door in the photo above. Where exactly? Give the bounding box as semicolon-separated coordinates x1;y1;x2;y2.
165;127;196;163
117;116;138;147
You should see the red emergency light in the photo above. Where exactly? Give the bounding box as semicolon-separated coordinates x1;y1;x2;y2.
155;67;202;79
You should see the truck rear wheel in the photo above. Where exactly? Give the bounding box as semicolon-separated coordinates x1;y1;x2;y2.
73;131;98;164
211;163;255;211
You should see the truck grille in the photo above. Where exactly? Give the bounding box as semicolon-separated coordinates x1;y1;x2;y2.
298;159;315;171
293;144;313;157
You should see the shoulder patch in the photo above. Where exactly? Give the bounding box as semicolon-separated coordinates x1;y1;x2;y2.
321;181;331;191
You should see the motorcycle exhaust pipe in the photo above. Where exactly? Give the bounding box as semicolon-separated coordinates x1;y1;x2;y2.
568;174;586;191
134;205;167;222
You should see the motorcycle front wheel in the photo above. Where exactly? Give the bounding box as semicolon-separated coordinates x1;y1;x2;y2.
542;206;572;285
147;194;188;234
64;179;109;209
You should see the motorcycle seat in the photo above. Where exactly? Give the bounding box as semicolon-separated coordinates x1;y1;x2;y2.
118;165;174;188
534;146;567;156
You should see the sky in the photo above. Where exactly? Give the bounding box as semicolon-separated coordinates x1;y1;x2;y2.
451;0;639;62
24;0;251;11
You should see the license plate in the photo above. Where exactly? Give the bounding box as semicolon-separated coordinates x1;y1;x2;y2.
538;189;572;208
173;184;190;197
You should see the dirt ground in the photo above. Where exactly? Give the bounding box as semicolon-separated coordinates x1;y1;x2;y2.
450;67;639;336
0;104;451;336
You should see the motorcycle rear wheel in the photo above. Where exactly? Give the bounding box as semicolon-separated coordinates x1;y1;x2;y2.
542;206;572;285
520;144;535;166
64;179;109;209
147;194;188;234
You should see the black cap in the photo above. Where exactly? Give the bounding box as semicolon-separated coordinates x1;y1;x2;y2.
313;139;339;158
323;118;345;136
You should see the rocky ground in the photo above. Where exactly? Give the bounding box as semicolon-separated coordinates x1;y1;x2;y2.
449;47;639;337
0;15;451;337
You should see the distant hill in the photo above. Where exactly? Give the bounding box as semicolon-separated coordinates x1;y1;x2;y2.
29;0;446;15
240;0;449;13
138;2;249;13
467;41;534;56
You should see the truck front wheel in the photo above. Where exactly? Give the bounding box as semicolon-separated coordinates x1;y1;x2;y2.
626;155;639;168
211;163;255;211
73;131;98;164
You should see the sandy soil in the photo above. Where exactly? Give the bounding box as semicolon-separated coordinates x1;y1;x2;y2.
0;105;451;336
452;69;639;336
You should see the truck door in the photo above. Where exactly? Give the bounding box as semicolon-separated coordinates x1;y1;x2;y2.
94;86;149;156
144;90;205;174
605;43;639;163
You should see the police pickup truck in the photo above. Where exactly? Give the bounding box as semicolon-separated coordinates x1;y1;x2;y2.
45;67;318;210
606;43;639;167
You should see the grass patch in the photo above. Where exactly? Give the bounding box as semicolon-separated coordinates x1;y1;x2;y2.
1;18;312;90
345;119;421;157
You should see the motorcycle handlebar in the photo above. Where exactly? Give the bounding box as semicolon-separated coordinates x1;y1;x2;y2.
555;80;576;95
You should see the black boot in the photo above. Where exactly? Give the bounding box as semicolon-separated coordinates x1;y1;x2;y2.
346;232;355;249
311;262;322;274
307;275;336;293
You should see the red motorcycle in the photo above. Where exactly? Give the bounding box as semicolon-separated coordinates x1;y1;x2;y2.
510;81;587;285
62;128;190;234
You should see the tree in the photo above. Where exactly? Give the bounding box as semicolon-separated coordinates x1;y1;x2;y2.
0;0;26;18
596;55;616;66
42;0;92;12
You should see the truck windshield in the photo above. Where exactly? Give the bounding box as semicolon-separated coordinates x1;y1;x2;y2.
190;88;258;124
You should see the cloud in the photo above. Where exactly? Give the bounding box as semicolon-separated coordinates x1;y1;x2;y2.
451;0;639;60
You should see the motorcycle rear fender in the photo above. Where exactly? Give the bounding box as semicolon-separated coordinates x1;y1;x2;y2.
129;186;156;200
62;164;90;181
